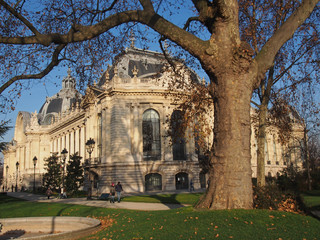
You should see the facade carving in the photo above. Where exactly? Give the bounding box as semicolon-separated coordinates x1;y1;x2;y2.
2;46;304;194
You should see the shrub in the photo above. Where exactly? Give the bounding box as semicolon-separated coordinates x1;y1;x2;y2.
253;185;303;213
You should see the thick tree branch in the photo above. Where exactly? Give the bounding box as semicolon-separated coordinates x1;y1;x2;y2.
0;8;207;59
255;0;319;84
0;44;66;94
139;0;154;12
192;0;218;33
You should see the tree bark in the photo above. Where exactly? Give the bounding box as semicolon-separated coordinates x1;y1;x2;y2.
304;127;312;191
257;104;267;187
197;72;254;209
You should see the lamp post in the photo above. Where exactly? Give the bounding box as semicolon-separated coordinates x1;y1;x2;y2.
15;162;19;192
33;156;37;193
85;138;95;200
6;165;8;192
61;148;68;197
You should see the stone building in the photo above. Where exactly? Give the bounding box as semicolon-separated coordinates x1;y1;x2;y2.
2;46;304;194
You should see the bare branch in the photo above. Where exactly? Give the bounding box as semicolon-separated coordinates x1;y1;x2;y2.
86;0;119;15
0;44;66;94
273;41;320;85
255;0;319;83
183;17;200;30
158;37;176;72
251;100;260;109
0;0;41;36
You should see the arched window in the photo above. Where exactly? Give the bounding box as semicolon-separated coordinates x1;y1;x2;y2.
145;173;162;191
143;109;161;160
93;173;99;189
171;110;186;160
43;114;55;125
175;172;189;190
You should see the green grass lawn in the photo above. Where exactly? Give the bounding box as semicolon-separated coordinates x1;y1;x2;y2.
1;194;319;239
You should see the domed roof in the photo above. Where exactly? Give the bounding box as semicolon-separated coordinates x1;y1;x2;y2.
97;46;199;87
97;47;167;87
38;69;82;125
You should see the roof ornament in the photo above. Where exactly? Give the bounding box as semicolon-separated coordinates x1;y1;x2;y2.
202;77;206;85
114;66;118;76
132;65;139;78
105;69;110;81
62;67;76;89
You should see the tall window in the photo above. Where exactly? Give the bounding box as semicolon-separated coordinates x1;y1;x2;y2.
143;109;161;160
171;110;186;160
98;113;102;158
273;137;277;163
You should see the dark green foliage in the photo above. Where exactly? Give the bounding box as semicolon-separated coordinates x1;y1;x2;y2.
65;153;84;194
42;153;62;191
276;164;300;191
0;120;11;152
310;169;320;190
296;169;320;191
277;164;320;191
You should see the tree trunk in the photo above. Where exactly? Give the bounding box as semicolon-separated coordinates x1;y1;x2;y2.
257;104;268;187
304;127;312;191
196;73;254;209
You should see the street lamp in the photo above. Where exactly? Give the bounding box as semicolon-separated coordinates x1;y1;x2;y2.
61;148;68;197
85;138;95;200
15;162;19;192
6;165;9;192
33;156;37;193
86;138;95;159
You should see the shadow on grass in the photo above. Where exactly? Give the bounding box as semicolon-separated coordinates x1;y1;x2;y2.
0;229;26;240
148;194;181;204
135;192;203;208
303;190;320;197
0;193;23;204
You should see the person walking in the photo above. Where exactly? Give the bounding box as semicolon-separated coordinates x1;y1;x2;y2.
109;183;116;203
46;187;52;199
115;182;123;203
189;179;194;192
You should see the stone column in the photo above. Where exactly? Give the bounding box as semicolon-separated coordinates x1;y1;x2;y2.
75;127;80;155
80;125;86;160
104;107;111;164
66;131;70;160
70;129;75;155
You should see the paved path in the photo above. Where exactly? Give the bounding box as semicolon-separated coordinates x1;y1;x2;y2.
7;192;188;211
6;192;320;219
